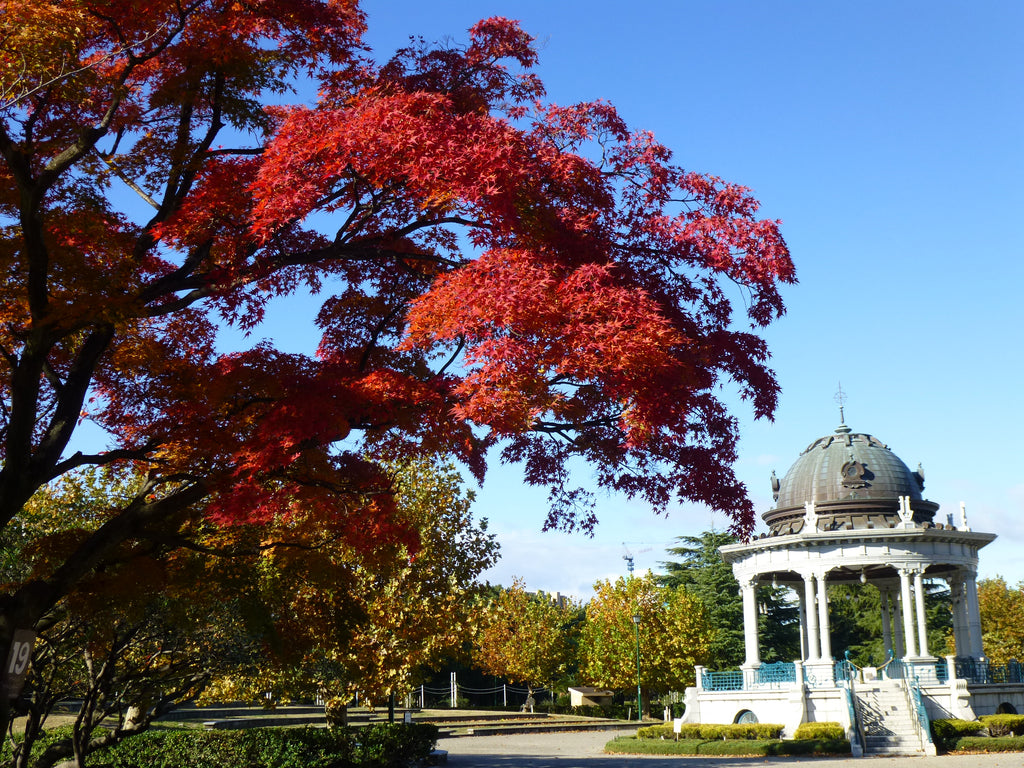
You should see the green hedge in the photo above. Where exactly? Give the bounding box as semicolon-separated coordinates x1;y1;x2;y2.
930;718;986;753
636;722;783;740
793;722;844;741
980;714;1024;737
87;723;439;768
954;735;1024;753
356;723;440;768
606;736;850;756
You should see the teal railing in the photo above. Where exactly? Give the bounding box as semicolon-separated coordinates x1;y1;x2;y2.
839;681;864;754
834;650;859;683
907;674;934;747
836;651;864;752
880;651;905;682
701;669;744;691
952;657;1023;684
701;662;797;691
756;661;797;686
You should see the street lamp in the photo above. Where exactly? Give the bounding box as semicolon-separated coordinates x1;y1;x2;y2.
631;614;641;721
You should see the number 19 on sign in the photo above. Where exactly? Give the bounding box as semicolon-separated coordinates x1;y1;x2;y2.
2;630;35;700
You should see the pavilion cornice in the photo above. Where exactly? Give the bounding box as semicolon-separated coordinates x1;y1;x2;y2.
720;527;996;564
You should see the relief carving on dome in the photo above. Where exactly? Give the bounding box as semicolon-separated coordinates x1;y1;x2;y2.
839;459;873;489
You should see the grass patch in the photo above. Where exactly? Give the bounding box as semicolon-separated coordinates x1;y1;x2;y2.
604;736;851;756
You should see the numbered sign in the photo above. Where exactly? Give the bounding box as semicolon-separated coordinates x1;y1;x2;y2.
2;630;35;700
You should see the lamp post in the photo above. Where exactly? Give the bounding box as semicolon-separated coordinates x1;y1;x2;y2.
631;614;642;721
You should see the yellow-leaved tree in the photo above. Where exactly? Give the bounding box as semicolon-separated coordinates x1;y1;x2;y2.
580;573;712;717
201;455;499;713
977;577;1024;666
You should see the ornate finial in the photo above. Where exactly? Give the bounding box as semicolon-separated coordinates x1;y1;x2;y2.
834;382;848;424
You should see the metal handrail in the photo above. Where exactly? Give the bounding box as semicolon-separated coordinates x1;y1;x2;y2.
834;649;860;683
905;674;934;748
840;681;865;755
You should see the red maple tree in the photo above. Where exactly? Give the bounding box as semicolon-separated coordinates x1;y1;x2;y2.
0;0;794;720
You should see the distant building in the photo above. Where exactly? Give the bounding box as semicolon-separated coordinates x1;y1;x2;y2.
682;419;1024;756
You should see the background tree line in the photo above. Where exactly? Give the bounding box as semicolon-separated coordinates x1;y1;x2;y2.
8;457;1024;767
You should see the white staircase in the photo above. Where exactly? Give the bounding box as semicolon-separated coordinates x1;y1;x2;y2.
854;681;927;756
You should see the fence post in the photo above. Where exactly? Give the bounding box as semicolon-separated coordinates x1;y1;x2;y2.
450;671;457;708
503;683;507;707
420;684;424;709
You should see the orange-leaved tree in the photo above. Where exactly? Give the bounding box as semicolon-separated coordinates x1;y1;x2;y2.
0;0;794;730
472;578;580;703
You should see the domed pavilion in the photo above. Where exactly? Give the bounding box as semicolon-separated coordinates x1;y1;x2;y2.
680;419;1024;756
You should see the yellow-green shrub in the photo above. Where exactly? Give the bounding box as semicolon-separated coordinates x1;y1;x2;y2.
793;722;844;740
930;719;986;752
636;723;783;740
980;714;1024;737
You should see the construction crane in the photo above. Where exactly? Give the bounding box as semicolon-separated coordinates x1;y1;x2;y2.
622;541;654;576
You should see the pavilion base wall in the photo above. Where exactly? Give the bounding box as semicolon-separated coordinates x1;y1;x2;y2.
957;686;1024;718
682;686;850;739
686;678;1024;741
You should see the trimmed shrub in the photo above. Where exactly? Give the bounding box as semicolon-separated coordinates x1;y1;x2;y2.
88;723;438;768
930;718;986;753
636;724;674;739
793;722;844;741
980;714;1024;737
954;735;1024;753
90;727;353;768
605;736;850;756
356;723;440;768
636;723;782;740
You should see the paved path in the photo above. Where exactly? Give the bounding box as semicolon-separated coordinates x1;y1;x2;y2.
437;729;1024;767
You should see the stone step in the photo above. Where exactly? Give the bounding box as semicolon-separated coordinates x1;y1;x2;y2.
855;686;926;756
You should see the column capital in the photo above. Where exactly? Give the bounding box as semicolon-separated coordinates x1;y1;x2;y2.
737;574;758;590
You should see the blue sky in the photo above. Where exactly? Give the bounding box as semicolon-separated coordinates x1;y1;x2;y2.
253;2;1024;599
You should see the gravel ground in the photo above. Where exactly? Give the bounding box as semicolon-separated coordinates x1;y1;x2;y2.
437;729;1024;767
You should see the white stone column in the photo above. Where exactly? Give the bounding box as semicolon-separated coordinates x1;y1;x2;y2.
949;576;967;657
892;586;905;657
740;576;760;667
804;573;820;660
797;586;808;661
817;571;832;662
964;571;984;658
914;570;930;657
899;568;917;658
880;588;893;658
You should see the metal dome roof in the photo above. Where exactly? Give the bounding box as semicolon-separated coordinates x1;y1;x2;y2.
763;422;937;535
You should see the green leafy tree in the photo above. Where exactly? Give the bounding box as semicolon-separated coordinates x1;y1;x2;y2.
472;579;579;703
659;532;799;668
580;573;711;716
